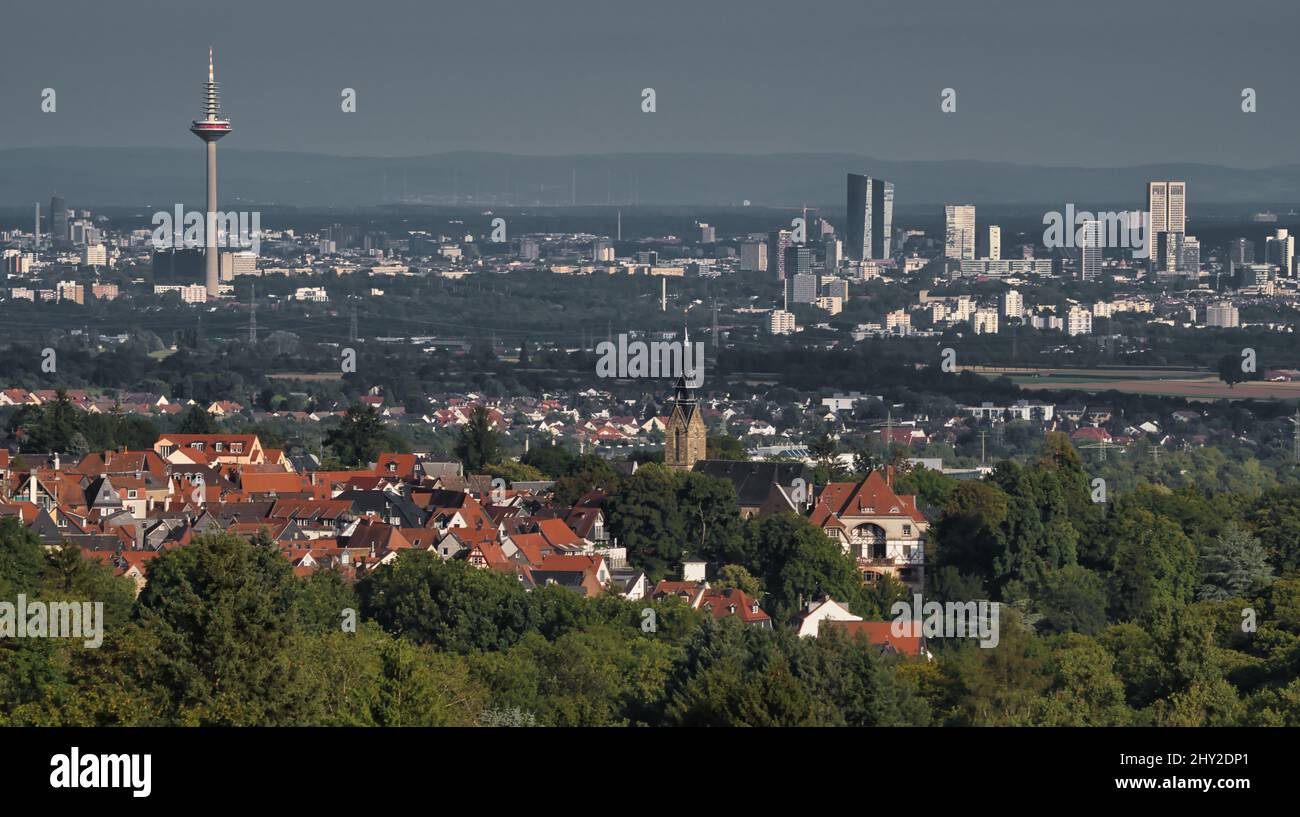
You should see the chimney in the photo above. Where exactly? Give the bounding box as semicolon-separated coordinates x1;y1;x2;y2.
53;452;59;471
29;473;37;503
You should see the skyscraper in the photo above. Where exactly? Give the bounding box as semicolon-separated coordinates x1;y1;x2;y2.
945;205;976;260
50;195;68;249
768;229;791;280
1266;229;1294;278
1147;181;1186;271
1181;236;1201;275
1080;219;1103;281
987;225;1001;261
845;174;894;261
191;49;233;301
784;244;812;278
740;239;767;272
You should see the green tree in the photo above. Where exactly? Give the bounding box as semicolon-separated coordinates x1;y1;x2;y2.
1198;522;1274;600
176;404;219;434
324;404;388;467
454;404;500;472
356;551;536;652
133;532;304;724
706;433;747;460
607;464;687;580
1105;509;1198;621
713;564;762;598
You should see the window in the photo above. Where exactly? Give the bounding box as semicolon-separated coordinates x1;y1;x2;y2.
128;490;138;499
214;442;223;452
232;443;243;453
903;524;912;536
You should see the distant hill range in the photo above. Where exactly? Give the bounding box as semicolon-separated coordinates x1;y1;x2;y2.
1;146;1298;209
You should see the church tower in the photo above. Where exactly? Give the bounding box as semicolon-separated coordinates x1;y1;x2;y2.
664;373;707;471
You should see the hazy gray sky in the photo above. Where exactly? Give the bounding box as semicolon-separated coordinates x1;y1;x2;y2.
1;0;1295;167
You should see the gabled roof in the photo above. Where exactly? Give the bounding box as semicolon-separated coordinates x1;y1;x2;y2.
691;460;810;508
823;620;925;657
810;470;927;526
700;587;770;624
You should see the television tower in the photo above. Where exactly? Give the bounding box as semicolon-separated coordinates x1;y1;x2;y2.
190;48;232;301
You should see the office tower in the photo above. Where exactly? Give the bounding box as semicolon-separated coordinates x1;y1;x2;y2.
1228;238;1255;266
50;195;68;248
1180;236;1200;274
81;244;107;267
592;238;614;262
1147;181;1186;270
1079;219;1103;281
1001;289;1023;319
1206;302;1240;328
221;250;258;279
740;239;767;272
791;272;819;303
1266;229;1294;278
845;174;894;261
784;245;812;277
191;49;233;301
699;223;716;243
769;229;791;279
821;278;849;302
823;237;841;270
945;205;976;260
1167;182;1186;232
987;225;1001;261
518;238;540;261
152;248;205;279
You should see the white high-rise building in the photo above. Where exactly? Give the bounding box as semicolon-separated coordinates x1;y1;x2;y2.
1080;219;1103;281
987;225;1001;261
1147;181;1186;270
1067;306;1093;336
769;309;796;335
1001;289;1023;319
1206;302;1240;328
945;205;976;260
81;244;107;267
973;308;999;335
1266;229;1294;278
886;309;912;335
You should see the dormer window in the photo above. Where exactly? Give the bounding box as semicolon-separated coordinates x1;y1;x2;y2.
214;442;223;452
232;443;243;453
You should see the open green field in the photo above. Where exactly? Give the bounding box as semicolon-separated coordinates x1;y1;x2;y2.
962;365;1300;402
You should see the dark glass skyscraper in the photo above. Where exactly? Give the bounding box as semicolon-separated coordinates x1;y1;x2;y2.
845;174;893;261
50;195;68;248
